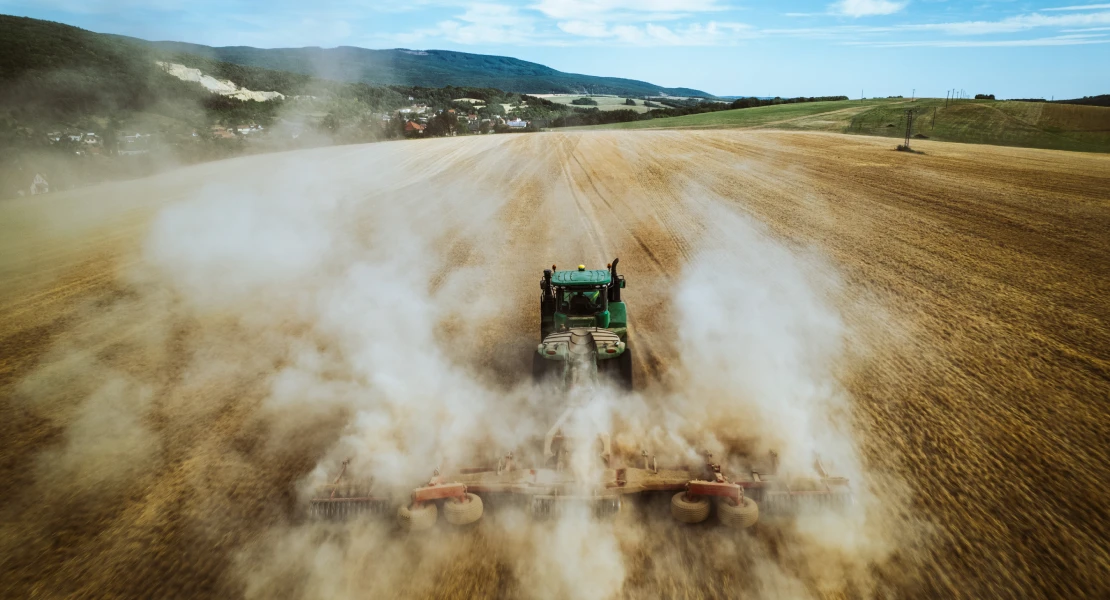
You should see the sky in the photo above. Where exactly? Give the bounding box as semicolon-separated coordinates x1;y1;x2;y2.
2;1;1108;97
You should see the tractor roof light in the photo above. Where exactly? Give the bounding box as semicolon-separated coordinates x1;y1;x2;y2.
578;265;586;271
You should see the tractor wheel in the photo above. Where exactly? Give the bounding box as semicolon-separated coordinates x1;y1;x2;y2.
398;502;437;532
670;492;710;524
618;347;633;390
533;353;549;383
718;497;759;529
444;493;484;526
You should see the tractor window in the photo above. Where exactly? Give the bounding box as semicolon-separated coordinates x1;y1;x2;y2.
558;287;605;316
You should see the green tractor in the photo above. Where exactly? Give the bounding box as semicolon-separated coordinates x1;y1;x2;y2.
533;258;632;389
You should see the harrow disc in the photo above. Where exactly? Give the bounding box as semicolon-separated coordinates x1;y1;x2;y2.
531;495;621;520
761;492;852;516
309;498;387;521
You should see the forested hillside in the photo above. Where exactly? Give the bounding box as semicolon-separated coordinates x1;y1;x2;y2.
127;40;711;97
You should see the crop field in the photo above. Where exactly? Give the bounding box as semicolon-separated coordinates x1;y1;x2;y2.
581;98;1110;153
573;99;896;129
1;130;1108;599
529;94;660;113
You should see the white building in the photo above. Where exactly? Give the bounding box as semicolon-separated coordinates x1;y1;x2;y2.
30;174;49;195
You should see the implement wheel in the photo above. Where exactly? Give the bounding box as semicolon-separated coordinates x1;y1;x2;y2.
398;503;437;532
671;492;710;524
718;497;759;529
444;493;484;526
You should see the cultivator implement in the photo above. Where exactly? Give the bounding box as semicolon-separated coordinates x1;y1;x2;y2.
530;494;623;520
308;459;388;521
310;450;850;530
306;259;851;530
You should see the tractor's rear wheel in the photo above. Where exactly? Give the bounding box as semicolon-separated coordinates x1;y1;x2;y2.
444;493;484;525
533;353;549;383
670;492;710;524
718;497;759;528
398;502;437;532
618;347;633;390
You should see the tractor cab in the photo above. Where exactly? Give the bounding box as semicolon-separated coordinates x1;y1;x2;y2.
540;259;627;340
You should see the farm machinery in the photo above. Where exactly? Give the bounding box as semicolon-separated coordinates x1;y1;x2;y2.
310;260;851;530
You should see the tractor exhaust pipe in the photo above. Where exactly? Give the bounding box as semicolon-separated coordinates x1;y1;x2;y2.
609;258;621;302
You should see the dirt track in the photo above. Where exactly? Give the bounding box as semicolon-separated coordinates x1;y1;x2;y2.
1;131;1109;599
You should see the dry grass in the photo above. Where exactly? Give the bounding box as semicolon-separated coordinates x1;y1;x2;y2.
1;130;1108;599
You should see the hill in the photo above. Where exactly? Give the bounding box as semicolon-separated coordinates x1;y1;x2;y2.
0;15;609;197
118;40;711;98
580;98;1110;153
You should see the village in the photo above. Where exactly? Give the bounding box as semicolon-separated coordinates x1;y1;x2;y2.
13;97;545;197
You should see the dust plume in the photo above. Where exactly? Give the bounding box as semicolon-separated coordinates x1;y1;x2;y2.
2;136;908;599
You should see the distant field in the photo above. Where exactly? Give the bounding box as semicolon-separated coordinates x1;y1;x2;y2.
574;99;898;129
579;98;1110;153
531;94;659;114
843;99;1110;153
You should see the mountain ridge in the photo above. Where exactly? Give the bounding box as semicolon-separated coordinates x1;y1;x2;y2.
114;38;713;98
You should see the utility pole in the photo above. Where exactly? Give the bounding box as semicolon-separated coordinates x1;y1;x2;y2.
932;106;937;127
902;108;915;150
912;88;915;102
945;90;950;108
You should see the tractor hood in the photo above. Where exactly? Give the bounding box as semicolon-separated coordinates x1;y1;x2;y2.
551;269;611;286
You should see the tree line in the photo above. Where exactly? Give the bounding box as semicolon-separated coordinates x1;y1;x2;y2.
548;95;850;128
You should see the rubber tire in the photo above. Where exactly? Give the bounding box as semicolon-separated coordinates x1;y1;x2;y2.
533;353;550;383
671;492;710;524
718;497;759;528
444;493;484;526
398;502;437;532
618;347;633;391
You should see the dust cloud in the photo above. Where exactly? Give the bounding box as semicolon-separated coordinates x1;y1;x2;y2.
3;138;907;599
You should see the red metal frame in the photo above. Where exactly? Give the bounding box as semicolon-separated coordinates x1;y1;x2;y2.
411;482;467;504
686;480;742;502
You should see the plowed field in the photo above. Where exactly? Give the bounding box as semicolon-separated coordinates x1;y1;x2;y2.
1;131;1108;599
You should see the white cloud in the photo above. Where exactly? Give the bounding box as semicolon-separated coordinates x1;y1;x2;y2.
1043;3;1110;10
851;34;1110;47
908;10;1110;35
557;20;611;37
831;0;908;17
557;19;751;45
389;3;540;45
533;0;724;21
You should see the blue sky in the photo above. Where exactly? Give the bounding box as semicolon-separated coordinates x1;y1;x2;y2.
2;1;1107;97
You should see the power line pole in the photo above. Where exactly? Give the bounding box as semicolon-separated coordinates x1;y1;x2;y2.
945;90;950;108
902;108;915;150
912;88;915;102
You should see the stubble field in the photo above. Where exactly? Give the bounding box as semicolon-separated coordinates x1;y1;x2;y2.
1;130;1108;599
